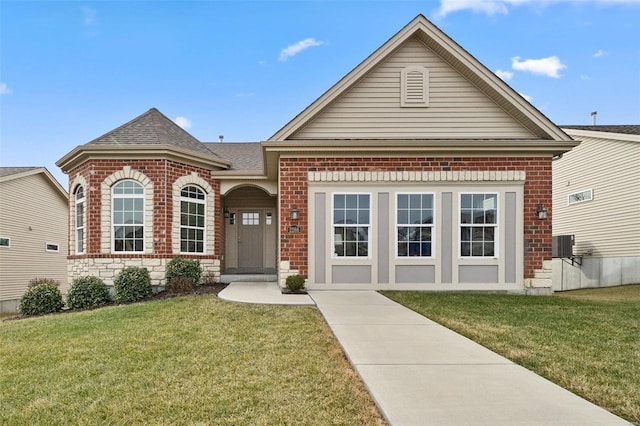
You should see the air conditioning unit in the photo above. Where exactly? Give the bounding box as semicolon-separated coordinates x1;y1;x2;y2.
552;235;574;258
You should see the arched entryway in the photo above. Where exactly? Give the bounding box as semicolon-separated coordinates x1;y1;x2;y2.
222;186;277;274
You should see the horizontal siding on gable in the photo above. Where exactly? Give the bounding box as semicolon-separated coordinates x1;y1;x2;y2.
0;173;69;301
293;36;535;140
552;136;640;257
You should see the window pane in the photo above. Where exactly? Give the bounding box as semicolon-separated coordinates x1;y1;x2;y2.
345;209;358;224
398;195;408;209
398;242;407;257
461;194;472;208
422;194;433;209
398;209;408;224
358;210;369;225
410;210;421;224
334;210;345;224
461;210;471;224
472;242;484;256
484;243;495;257
409;194;421;208
334;194;345;208
398;227;409;242
358;194;369;209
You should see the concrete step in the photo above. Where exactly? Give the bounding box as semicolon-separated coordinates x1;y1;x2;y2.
219;274;278;284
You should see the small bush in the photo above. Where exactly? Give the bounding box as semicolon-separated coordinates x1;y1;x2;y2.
202;272;217;286
28;277;60;288
165;257;202;290
114;267;152;304
285;275;306;292
67;276;111;310
19;283;64;316
170;276;194;294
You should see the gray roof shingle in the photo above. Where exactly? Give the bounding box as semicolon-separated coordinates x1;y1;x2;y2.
561;125;640;135
204;142;263;171
86;108;221;158
0;167;41;178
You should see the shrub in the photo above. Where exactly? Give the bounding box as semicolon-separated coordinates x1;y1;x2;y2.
202;272;217;286
170;276;194;294
114;267;152;304
285;274;306;292
165;257;202;290
67;276;111;310
28;277;60;288
19;283;64;316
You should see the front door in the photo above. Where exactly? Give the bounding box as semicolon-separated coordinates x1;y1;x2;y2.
238;211;263;269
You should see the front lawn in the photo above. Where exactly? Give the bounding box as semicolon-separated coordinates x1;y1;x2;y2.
382;285;640;423
0;295;385;425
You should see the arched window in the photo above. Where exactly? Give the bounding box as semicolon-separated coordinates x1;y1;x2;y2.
75;186;85;254
112;180;144;252
180;185;206;253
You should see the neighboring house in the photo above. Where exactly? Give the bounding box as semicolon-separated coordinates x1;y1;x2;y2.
56;15;577;294
0;167;69;312
552;125;640;291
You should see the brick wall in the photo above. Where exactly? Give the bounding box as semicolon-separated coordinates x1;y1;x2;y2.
66;159;223;285
279;156;552;280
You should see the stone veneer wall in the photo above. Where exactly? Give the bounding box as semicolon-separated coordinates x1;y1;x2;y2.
65;159;223;287
69;257;221;289
279;156;553;286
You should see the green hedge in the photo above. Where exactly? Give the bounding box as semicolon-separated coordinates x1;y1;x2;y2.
114;267;152;304
19;282;64;316
67;276;111;309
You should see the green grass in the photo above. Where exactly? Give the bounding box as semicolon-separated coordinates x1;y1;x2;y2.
0;295;385;425
382;285;640;424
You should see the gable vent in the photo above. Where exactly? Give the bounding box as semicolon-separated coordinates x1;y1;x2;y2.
401;66;429;107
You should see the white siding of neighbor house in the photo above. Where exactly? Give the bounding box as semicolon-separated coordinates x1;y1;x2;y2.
0;173;69;307
553;135;640;257
292;36;535;140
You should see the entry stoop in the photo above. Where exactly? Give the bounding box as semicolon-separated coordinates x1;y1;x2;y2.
219;274;278;284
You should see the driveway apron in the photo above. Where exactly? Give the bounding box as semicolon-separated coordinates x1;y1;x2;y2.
309;290;629;426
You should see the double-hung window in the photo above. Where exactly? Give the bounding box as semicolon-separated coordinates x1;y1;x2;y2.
460;193;497;257
180;185;205;253
75;186;85;254
112;180;144;252
333;194;370;257
397;193;434;257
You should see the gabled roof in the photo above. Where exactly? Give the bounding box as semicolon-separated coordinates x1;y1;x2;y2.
268;14;571;143
57;108;230;172
562;125;640;136
0;167;68;199
0;167;40;179
562;126;640;144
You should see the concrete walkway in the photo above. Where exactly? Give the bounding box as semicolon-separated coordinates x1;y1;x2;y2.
218;283;629;425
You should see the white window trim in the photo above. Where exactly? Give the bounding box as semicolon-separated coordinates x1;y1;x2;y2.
75;186;85;255
0;237;10;248
331;192;372;259
458;192;499;259
395;192;436;259
180;185;207;254
46;242;60;252
568;188;593;205
111;180;145;254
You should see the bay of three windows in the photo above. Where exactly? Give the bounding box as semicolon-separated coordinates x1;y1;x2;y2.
332;192;497;258
76;180;207;254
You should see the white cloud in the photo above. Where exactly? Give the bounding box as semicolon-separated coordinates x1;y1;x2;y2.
0;83;12;95
519;92;532;102
593;49;608;58
278;38;325;62
81;6;97;26
174;116;192;129
495;69;514;80
511;55;567;78
580;74;591;81
435;0;639;18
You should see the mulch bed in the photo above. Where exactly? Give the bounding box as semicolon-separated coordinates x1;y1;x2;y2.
151;283;229;300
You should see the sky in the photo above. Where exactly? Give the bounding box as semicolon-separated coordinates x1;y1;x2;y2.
1;0;639;187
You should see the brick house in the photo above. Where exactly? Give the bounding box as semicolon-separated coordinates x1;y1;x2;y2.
56;15;577;293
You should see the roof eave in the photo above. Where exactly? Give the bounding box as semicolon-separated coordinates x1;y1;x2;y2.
562;128;640;143
56;144;231;173
0;167;68;199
